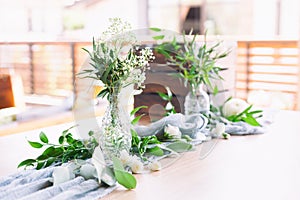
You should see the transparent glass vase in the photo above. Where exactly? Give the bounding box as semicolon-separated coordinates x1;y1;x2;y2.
184;84;210;115
99;87;131;162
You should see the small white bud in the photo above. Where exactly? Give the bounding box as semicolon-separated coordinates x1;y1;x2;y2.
149;161;162;171
164;124;182;139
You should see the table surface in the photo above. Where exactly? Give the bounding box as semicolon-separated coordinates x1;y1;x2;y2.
1;110;300;200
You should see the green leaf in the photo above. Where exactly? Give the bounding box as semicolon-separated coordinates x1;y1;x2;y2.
157;92;169;101
130;106;147;116
39;132;48;144
58;136;64;144
36;161;46;170
248;110;263;115
51;147;64;157
97;88;109;98
42;146;55;157
112;157;137;189
149;27;161;32
66;135;74;144
131;114;144;125
242;115;261;126
166;141;193;153
18;159;36;168
37;154;48;160
153;35;165;40
28;141;43;148
44;157;56;168
147;146;164;156
213;85;219;95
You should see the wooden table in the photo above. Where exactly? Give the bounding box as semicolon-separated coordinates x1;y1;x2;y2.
1;110;300;200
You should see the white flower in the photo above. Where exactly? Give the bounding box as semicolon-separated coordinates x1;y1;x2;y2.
164;124;182;139
127;155;140;166
165;102;173;110
211;122;226;136
166;86;172;97
119;150;131;166
79;163;97;180
130;159;144;173
52;166;75;186
222;98;249;117
149;161;162;171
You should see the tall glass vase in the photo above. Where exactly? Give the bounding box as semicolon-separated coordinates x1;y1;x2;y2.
99;86;131;162
184;84;210;115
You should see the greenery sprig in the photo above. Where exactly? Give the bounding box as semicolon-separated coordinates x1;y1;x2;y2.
157;86;176;116
18;126;97;170
152;29;230;95
130;105;163;158
78;18;154;99
225;105;263;126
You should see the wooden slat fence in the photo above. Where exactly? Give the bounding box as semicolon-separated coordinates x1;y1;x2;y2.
0;39;299;110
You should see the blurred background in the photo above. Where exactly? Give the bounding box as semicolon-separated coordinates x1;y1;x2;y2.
0;0;300;133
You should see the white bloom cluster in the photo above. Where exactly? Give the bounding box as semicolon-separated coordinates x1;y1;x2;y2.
124;47;155;89
101;18;132;41
148;161;162;171
138;47;155;67
119;150;162;173
119;150;144;173
164;124;182;139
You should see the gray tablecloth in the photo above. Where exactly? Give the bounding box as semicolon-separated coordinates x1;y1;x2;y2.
0;167;116;200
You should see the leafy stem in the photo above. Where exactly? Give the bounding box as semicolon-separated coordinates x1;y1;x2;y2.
226;105;263;126
18;127;98;170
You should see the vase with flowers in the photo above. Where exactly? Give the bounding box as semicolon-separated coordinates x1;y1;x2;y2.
79;18;154;161
155;32;229;115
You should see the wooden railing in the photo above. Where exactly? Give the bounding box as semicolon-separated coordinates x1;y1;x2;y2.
236;40;300;110
0;41;90;97
0;39;299;110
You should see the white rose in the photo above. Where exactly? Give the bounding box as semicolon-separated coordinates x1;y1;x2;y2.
149;161;162;171
119;150;131;166
130;159;144;174
164;124;182;139
211;122;226;136
52;166;75;186
222;98;249;117
127;155;140;167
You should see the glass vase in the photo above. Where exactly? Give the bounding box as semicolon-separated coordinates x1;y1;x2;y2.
184;84;210;115
99;87;131;162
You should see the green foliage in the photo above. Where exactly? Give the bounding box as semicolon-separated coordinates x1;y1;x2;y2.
225;105;263;126
166;141;193;153
130;105;163;158
130;105;148;125
78;18;154;99
131;129;162;157
157;86;176;116
154;30;230;94
18;127;98;170
112;157;137;189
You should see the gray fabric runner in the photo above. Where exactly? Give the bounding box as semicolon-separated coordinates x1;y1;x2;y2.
134;113;267;138
0;167;116;200
0;113;269;200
